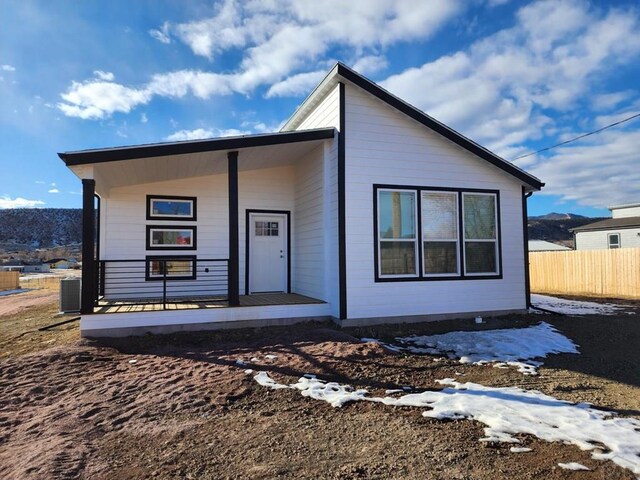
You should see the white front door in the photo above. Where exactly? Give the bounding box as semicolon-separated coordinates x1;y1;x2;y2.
249;213;288;293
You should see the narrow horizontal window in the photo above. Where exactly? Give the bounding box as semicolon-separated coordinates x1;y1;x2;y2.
146;226;197;250
146;195;197;221
377;190;418;276
145;256;196;281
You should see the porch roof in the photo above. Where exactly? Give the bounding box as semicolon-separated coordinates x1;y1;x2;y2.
59;128;335;189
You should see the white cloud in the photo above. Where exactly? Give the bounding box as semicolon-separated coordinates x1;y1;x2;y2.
266;70;326;98
351;55;388;75
530;128;640;207
60;0;463;119
164;127;251;142
1;64;16;72
35;180;45;184
377;0;640;208
50;182;56;186
93;70;114;81
48;188;59;194
149;21;171;44
0;196;45;208
140;112;148;123
591;91;635;111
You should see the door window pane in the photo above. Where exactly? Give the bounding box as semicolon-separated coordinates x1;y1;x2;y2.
379;191;416;239
380;242;416;275
255;221;279;236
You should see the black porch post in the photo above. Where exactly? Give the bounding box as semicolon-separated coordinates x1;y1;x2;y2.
228;151;240;306
81;178;96;314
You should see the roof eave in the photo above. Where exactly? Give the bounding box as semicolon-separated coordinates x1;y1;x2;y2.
58;128;336;166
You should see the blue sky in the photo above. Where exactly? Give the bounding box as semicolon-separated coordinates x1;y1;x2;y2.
1;0;639;217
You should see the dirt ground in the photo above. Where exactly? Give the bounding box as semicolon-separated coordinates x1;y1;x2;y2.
0;291;638;479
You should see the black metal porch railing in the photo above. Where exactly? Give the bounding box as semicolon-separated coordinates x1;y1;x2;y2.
95;258;229;310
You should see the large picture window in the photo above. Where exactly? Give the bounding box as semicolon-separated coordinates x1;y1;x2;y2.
146;225;197;250
146;195;197;221
374;185;501;281
377;189;418;276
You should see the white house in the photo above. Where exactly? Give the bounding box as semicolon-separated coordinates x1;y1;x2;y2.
59;63;544;337
572;204;640;250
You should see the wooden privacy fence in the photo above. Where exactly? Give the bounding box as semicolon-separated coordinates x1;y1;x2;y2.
529;248;640;299
0;271;20;291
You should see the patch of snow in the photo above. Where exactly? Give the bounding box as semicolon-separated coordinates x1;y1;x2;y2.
265;354;278;360
253;373;640;475
253;372;289;390
244;369;254;374
235;359;246;366
0;288;30;297
303;373;316;379
395;322;577;375
250;357;259;362
385;389;404;394
510;447;532;453
558;462;590;471
128;359;137;364
531;294;624;316
361;337;404;352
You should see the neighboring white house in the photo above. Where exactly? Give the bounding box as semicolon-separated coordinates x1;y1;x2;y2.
571;204;640;250
528;240;571;252
58;62;544;337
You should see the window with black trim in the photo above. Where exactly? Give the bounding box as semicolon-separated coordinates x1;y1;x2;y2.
608;233;620;249
145;255;196;281
146;195;197;221
375;185;501;281
146;225;197;250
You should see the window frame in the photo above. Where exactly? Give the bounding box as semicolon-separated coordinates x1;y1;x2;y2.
146;195;197;221
146;225;197;251
145;255;197;281
373;184;502;282
461;192;500;276
375;188;419;278
607;233;621;249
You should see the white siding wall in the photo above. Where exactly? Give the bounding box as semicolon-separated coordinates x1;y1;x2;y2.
101;166;298;298
292;83;340;317
239;165;296;294
294;145;325;299
343;84;527;319
575;228;640;250
611;206;640;218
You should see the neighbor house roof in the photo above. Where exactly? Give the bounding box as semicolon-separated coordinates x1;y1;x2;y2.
58;128;336;165
570;216;640;232
282;62;544;191
528;240;571;251
608;203;640;211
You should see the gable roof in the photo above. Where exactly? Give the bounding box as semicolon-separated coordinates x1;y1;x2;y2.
58;128;335;166
283;63;543;191
528;240;571;251
570;216;640;232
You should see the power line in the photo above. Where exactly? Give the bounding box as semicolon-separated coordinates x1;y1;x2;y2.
511;111;640;161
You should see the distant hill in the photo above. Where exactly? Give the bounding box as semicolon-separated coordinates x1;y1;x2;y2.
0;208;82;250
530;212;587;221
527;213;605;246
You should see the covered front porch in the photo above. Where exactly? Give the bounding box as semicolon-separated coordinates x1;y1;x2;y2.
59;128;339;330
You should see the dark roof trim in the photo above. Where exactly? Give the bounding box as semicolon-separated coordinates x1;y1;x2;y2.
58;128;336;166
570;216;640;232
334;63;544;190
